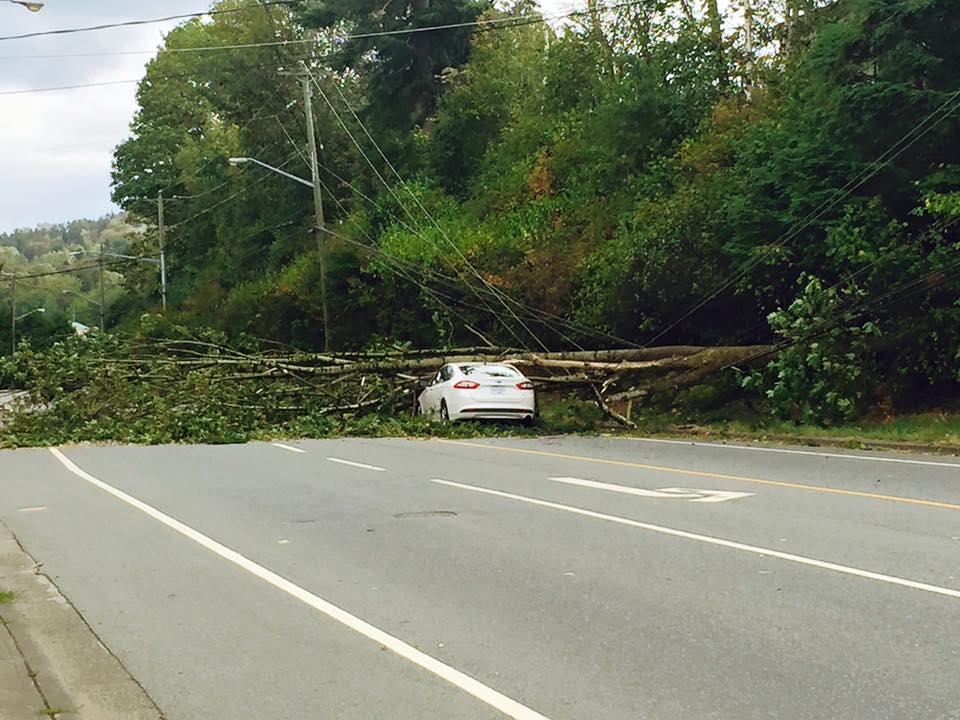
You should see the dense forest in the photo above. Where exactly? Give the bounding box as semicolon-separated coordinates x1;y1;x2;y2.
6;0;960;428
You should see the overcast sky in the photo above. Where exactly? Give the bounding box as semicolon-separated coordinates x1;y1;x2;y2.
0;0;574;234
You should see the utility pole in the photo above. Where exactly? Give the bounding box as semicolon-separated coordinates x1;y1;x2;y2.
97;255;106;331
158;191;167;312
744;0;755;92
295;65;332;352
8;272;15;356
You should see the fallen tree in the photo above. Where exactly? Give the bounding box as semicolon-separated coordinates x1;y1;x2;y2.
0;318;772;444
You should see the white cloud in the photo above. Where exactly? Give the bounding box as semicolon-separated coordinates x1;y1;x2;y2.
0;1;208;232
0;1;592;233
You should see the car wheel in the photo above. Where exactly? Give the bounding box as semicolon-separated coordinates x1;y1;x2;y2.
439;400;450;423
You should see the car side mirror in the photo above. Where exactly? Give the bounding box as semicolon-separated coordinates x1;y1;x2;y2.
418;377;431;390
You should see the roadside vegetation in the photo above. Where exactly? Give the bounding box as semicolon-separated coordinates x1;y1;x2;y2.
2;0;960;444
0;318;607;447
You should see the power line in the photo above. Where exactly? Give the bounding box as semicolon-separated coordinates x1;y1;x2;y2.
149;88;294;201
643;88;960;347
726;213;960;346
310;175;499;346
329;226;589;349
0;69;210;96
166;153;301;231
0;78;139;95
310;68;551;352
331;79;560;352
0;1;645;59
3;258;130;281
0;64;296;96
298;67;529;349
0;2;297;42
275;109;641;349
727;252;960;371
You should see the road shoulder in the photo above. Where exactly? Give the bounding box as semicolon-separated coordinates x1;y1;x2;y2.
0;519;163;720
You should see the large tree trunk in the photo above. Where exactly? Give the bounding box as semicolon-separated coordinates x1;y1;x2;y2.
605;346;772;403
89;342;774;429
743;0;755;89
703;0;727;85
586;0;616;78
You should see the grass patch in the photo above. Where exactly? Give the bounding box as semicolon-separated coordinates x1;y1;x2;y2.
628;411;960;447
0;591;15;605
37;708;72;718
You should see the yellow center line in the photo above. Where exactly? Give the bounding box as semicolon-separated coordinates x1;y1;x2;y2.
435;439;960;512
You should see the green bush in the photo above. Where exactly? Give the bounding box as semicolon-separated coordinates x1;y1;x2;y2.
742;275;878;426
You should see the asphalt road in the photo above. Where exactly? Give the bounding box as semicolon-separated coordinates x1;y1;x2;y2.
1;436;959;719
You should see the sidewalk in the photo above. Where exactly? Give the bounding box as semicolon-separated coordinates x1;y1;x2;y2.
0;521;163;720
0;606;46;719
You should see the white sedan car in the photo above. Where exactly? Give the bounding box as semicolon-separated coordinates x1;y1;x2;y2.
417;363;536;424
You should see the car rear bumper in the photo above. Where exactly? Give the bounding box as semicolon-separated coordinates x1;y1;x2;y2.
449;403;535;421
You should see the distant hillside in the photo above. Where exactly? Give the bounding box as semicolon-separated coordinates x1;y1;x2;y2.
0;214;139;270
0;214;148;353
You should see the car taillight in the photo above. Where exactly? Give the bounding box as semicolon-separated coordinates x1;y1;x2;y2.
516;381;534;390
453;380;480;389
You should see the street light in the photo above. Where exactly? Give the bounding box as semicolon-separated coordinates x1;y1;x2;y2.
14;307;44;322
228;154;332;350
4;1;44;11
228;157;313;188
9;307;43;357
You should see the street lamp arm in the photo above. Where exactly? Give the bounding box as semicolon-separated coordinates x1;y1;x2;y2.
62;290;102;308
4;1;44;11
228;157;313;188
100;251;161;264
14;307;45;322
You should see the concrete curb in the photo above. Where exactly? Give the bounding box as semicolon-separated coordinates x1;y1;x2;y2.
0;520;164;720
640;427;960;457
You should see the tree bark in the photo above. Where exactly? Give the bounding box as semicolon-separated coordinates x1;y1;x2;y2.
703;0;727;85
586;0;616;78
605;346;771;402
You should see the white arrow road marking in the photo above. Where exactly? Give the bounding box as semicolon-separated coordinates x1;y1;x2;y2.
550;478;701;500
550;476;689;498
658;488;755;503
549;477;753;503
431;479;960;601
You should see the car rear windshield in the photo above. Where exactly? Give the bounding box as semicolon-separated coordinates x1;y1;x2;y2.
459;365;521;378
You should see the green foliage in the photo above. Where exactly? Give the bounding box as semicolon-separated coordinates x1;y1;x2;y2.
299;0;490;131
742;275;880;425
48;0;954;438
0;319;599;447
